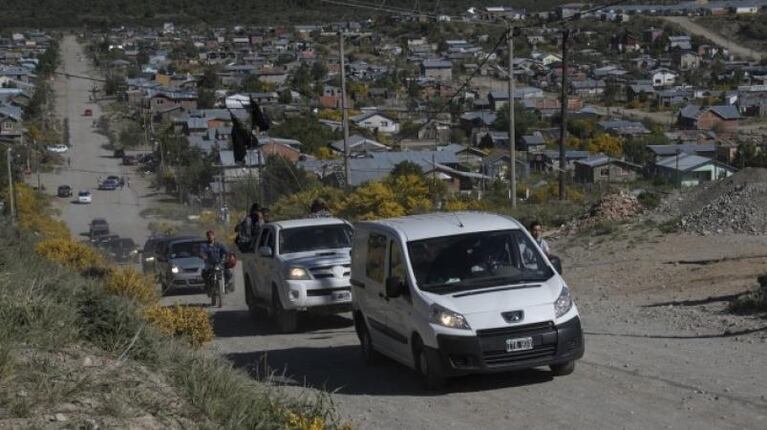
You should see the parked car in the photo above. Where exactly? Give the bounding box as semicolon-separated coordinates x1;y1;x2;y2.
99;179;119;191
89;218;110;240
77;190;92;204
105;238;141;264
351;212;584;389
83;108;92;116
113;148;125;158
242;217;354;333
122;155;137;165
93;234;119;248
57;185;72;197
156;236;207;293
47;144;68;153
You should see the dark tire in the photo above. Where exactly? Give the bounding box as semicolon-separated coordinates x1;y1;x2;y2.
244;279;261;321
272;290;298;333
413;337;446;391
358;319;379;365
550;360;576;376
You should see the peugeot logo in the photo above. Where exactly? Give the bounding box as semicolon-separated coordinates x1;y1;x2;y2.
502;310;524;323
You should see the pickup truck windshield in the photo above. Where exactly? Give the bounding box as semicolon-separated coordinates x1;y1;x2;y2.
279;224;353;254
169;240;206;259
408;229;554;294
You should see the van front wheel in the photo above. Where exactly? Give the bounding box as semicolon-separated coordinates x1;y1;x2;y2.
414;339;446;391
550;360;575;376
358;321;379;365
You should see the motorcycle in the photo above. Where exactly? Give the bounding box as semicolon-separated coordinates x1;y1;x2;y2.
207;263;226;308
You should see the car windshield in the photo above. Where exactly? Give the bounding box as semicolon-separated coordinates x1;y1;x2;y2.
79;191;89;196
407;229;554;294
279;224;353;254
169;240;205;259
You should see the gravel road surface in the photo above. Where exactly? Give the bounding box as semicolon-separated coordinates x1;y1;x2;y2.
663;17;764;61
48;37;767;430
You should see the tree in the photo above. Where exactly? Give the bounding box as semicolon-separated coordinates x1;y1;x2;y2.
583;134;623;157
279;89;292;104
118;122;144;148
492;102;538;139
390;161;423;178
270;117;342;155
261;155;318;204
197;88;215;109
239;75;274;93
198;67;219;89
311;61;328;81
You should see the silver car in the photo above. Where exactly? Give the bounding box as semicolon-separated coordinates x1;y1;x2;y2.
156;237;207;293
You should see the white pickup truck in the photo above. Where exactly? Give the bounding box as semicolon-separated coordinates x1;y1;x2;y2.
242;217;354;332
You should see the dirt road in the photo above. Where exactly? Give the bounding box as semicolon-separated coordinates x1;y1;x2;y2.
211;229;767;430
663;17;764;61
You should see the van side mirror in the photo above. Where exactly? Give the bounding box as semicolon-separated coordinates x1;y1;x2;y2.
549;255;563;275
258;246;273;257
385;276;405;298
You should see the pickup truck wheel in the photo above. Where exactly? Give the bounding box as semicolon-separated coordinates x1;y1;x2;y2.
414;337;446;391
272;291;298;333
550;360;575;376
245;281;262;321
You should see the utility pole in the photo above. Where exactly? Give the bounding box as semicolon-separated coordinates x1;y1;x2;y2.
34;140;41;191
508;23;517;209
339;32;351;189
558;29;570;201
7;146;15;225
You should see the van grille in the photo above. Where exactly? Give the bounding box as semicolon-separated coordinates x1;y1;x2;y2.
477;321;556;367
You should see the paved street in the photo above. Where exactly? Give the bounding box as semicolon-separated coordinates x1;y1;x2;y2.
42;35;153;245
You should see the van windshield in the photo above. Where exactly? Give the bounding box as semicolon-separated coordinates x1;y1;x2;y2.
407;230;554;293
279;224;353;254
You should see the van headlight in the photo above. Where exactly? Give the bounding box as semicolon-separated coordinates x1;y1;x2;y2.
144;256;154;262
429;304;471;330
171;265;180;274
286;266;311;280
554;286;573;318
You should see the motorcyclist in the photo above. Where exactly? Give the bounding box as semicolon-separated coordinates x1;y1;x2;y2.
200;230;233;293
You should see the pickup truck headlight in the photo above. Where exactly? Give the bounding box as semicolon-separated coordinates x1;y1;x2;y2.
429;304;471;330
171;265;180;274
555;286;573;318
286;266;311;280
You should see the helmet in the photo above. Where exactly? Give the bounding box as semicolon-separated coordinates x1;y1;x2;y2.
224;253;238;269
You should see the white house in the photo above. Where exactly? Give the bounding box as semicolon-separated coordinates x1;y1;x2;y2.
732;6;759;14
650;68;677;88
654;153;736;187
350;112;400;134
532;51;562;66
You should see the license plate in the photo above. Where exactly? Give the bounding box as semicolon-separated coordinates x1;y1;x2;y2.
333;291;351;301
506;337;533;352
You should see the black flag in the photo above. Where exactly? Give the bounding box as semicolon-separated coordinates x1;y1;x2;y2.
249;96;271;131
230;113;251;163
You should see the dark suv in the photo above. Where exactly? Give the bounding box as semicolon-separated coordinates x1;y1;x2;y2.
89;218;110;240
57;185;72;197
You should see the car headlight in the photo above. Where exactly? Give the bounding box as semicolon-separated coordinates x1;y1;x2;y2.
171;265;180;274
286;266;311;280
555;286;573;318
429;304;471;330
144;256;154;262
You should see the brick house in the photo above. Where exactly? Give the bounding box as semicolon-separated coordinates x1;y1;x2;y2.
148;90;198;114
677;104;740;133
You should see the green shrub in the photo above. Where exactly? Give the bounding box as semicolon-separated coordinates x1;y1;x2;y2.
637;191;661;210
729;274;767;312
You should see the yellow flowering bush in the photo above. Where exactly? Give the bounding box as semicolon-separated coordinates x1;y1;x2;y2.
144;304;214;346
35;238;105;272
285;413;328;430
104;267;159;306
13;183;70;240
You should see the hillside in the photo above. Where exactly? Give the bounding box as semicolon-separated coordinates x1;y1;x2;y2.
0;0;571;28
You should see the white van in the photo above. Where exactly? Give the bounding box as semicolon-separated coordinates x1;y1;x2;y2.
351;212;584;389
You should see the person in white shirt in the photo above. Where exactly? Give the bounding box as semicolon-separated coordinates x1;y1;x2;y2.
529;221;551;257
